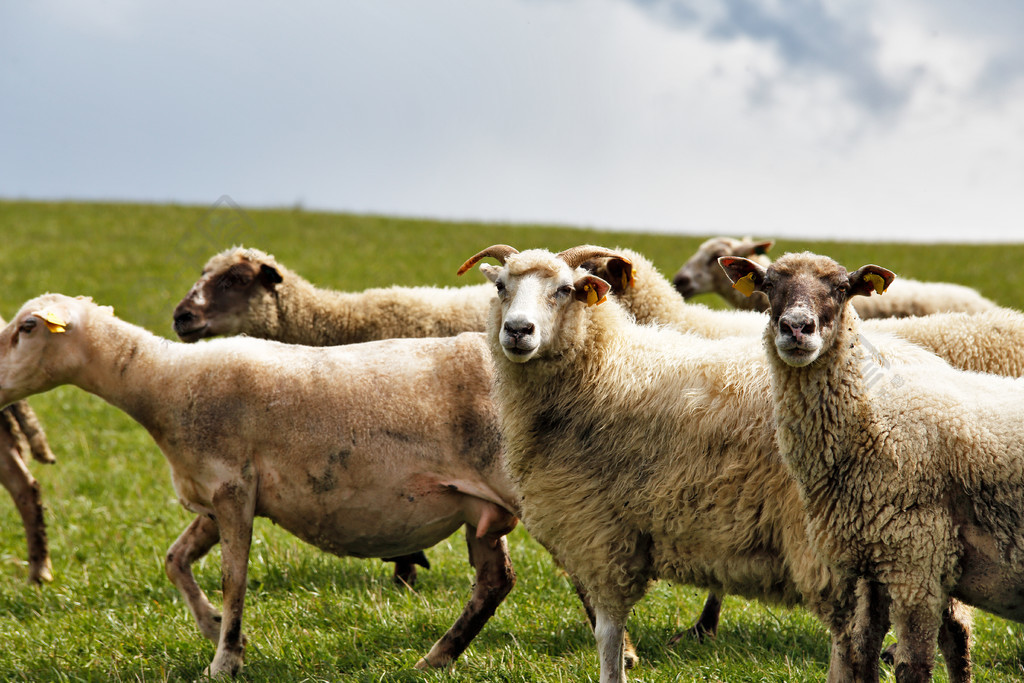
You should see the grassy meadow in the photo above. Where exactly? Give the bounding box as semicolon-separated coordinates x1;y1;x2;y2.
0;199;1022;681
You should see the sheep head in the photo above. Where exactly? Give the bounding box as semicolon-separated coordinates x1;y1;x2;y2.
173;246;284;342
0;294;100;407
672;236;773;300
458;245;631;363
720;252;894;367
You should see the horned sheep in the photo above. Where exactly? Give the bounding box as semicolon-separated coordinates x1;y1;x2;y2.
0;294;519;677
458;244;973;683
721;251;1024;682
674;236;997;318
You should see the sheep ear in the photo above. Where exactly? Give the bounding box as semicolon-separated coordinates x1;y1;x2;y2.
574;275;611;307
751;240;774;256
479;263;501;283
718;256;767;297
258;263;283;287
849;265;895;298
29;309;69;334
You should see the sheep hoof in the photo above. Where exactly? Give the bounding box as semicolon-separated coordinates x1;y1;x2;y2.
413;658;430;670
29;559;54;585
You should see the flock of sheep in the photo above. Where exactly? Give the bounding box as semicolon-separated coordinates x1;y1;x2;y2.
0;236;1021;682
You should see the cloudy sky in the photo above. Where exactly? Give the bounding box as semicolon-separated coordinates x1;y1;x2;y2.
3;0;1023;242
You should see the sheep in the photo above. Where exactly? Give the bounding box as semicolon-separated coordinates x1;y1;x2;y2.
673;236;997;318
0;294;520;678
457;244;972;683
672;236;775;311
720;251;1024;683
590;245;1024;376
0;400;56;584
172;246;494;345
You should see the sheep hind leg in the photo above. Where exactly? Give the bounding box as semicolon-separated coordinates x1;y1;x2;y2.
572;578;639;669
165;515;223;643
415;526;516;669
668;591;721;644
937;599;973;683
383;550;430;588
0;440;52;584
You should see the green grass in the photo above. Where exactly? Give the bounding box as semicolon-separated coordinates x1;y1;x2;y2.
0;199;1022;681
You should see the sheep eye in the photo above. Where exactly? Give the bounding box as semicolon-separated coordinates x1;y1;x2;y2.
556;285;573;297
18;319;37;334
495;281;506;294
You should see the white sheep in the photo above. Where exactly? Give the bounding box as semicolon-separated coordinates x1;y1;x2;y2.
720;251;1024;682
673;236;997;318
172;246;494;344
173;246;494;586
457;244;972;683
0;294;520;678
1;399;56;583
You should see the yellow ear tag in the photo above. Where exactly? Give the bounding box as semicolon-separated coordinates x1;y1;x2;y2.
863;273;888;295
584;284;607;306
31;310;67;334
620;268;636;290
732;272;756;297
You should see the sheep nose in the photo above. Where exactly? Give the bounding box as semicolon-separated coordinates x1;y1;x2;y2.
503;320;535;339
173;309;197;330
672;274;690;290
781;316;816;342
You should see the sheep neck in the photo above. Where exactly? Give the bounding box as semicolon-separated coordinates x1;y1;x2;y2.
269;273;363;346
70;311;177;435
767;306;882;518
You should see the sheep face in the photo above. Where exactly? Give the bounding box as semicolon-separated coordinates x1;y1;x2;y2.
479;258;606;363
0;295;90;407
672;236;773;299
719;252;894;367
173;248;283;342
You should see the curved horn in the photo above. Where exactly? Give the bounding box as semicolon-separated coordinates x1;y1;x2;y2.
456;245;519;276
557;245;632;270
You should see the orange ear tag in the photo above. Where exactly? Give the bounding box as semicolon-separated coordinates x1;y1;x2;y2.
732;273;756;297
31;310;67;334
863;273;888;295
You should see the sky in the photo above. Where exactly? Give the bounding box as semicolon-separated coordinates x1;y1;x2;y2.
2;0;1023;243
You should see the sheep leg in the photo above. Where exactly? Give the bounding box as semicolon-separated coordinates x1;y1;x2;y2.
0;439;52;584
7;402;56;464
937;599;973;683
825;577;885;683
891;601;941;683
165;514;223;642
414;527;515;668
382;550;430;587
204;482;257;678
668;591;721;643
572;577;639;669
594;610;628;683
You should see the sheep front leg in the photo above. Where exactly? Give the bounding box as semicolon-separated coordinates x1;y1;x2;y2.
891;600;942;683
205;482;257;678
572;577;639;668
594;610;628;683
0;439;51;583
415;527;515;669
165;515;222;642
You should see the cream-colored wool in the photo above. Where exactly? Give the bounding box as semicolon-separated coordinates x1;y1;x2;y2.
472;246;966;683
757;252;1024;682
594;247;1024;377
0;294;518;678
675;236;996;318
173;246;495;344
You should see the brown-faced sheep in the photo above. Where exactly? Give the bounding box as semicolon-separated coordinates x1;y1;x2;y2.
675;236;996;318
457;244;972;683
721;251;1024;683
0;294;519;678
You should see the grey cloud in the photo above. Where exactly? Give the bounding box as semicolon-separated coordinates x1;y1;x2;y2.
626;0;918;113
